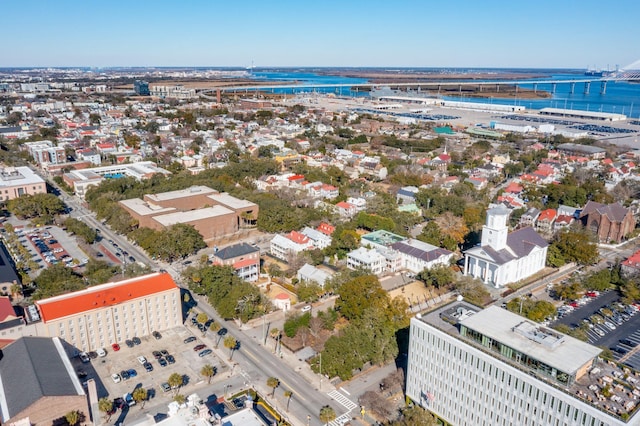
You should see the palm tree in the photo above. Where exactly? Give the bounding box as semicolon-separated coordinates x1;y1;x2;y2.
196;312;208;325
98;397;114;421
266;376;279;397
319;405;336;425
174;394;186;405
270;327;280;352
284;390;293;412
224;336;237;360
201;364;215;384
168;373;184;395
65;410;81;426
210;322;222;347
132;387;148;408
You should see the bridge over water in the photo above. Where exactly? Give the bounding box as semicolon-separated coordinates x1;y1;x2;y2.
201;65;640;99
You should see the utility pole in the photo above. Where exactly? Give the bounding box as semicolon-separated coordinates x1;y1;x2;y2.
319;352;322;391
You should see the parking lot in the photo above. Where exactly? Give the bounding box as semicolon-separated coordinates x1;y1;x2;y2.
72;326;229;402
552;290;640;364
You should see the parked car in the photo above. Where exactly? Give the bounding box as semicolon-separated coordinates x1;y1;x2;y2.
199;349;213;357
144;362;153;372
79;352;90;363
152;351;162;360
183;336;196;344
97;348;107;357
111;373;121;383
160;349;169;357
161;382;171;393
127;369;138;378
153;331;162;340
137;356;147;365
132;337;141;345
158;358;167;367
193;344;207;351
166;355;175;364
112;343;121;351
125;339;134;348
120;370;130;380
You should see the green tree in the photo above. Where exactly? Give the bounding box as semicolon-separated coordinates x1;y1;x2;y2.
132;387;148;408
266;376;279;397
7;193;66;223
417;264;454;289
65;410;82;426
196;313;208;325
33;264;84;300
224;336;237;360
168;373;184;395
98;397;114;420
390;405;438;426
454;276;491;306
319;406;336;425
201;364;215;384
64;218;98;244
174;394;186;405
548;228;599;266
210;322;222;347
336;275;388;321
553;281;582;301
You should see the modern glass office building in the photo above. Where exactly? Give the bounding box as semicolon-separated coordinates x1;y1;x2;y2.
407;303;640;426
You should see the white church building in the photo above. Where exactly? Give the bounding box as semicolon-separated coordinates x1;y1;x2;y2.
463;206;548;288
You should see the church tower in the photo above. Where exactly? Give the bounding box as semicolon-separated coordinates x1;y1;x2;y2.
481;205;510;250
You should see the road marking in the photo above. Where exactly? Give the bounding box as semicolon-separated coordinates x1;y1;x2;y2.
339;387;350;395
328;413;352;426
327;390;357;411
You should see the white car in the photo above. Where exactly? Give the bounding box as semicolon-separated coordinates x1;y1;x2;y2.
111;373;121;383
137;355;147;365
604;322;616;330
97;348;107;357
301;305;311;313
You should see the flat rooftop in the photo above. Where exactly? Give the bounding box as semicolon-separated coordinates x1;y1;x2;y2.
208;192;257;210
361;230;406;247
146;185;217;202
0;167;45;187
418;301;640;421
459;306;601;376
119;198;176;216
152;205;234;227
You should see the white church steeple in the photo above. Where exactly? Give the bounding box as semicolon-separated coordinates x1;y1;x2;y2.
481;206;510;250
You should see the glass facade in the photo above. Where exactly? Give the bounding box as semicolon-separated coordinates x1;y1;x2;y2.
461;325;573;386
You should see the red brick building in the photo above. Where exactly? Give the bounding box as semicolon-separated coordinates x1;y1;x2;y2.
579;201;636;243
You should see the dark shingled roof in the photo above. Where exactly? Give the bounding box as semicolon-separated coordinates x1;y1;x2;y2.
469;227;548;266
391;242;452;262
0;337;82;422
214;243;259;261
580;201;630;223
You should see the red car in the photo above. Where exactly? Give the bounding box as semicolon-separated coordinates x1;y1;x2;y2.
193;344;207;351
112;343;121;351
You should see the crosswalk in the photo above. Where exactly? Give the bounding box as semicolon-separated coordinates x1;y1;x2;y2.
327;389;358;411
328;413;352;426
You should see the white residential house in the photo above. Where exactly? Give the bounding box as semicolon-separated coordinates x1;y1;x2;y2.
297;264;332;288
270;231;314;261
346;197;367;212
300;227;332;250
335;201;357;218
463;206;548;288
346;247;385;275
391;239;454;274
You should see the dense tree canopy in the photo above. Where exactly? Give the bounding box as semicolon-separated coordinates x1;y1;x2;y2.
7;193;65;223
33;264;84;300
185;265;268;322
547;228;599;267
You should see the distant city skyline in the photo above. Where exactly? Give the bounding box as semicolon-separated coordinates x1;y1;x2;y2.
4;0;638;69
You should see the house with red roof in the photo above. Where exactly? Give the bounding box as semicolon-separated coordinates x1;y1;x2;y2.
317;222;336;236
504;182;524;195
335;201;357;218
270;231;314;261
622;249;640;276
554;214;575;232
535;209;557;234
31;272;180;352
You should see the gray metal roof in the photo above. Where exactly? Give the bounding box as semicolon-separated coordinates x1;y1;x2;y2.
0;337;82;422
214;243;259;260
581;201;631;223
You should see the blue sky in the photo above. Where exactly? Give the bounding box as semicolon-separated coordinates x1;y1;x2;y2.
3;0;638;69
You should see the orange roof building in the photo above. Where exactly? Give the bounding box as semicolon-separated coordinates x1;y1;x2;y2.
32;272;181;352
